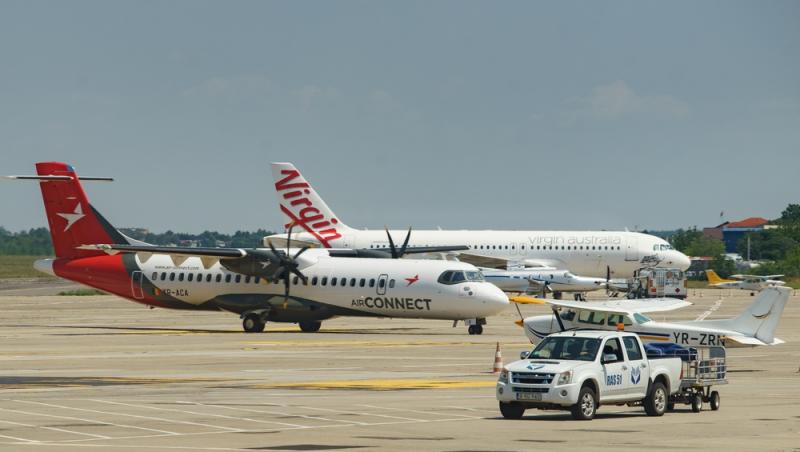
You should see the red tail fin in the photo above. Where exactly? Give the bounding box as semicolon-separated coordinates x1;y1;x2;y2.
36;162;126;258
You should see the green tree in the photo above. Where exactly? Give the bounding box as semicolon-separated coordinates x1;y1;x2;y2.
668;228;703;253
683;235;725;257
736;230;797;261
708;254;736;278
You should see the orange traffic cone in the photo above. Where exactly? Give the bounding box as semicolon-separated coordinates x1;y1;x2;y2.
492;342;503;374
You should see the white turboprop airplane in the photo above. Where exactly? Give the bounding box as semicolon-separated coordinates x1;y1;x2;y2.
706;270;785;294
265;163;691;286
481;267;608;300
514;286;791;347
16;162;509;335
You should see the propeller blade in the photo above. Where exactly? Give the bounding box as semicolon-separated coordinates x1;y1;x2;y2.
398;226;412;258
291;268;308;284
292;246;309;260
385;226;397;259
286;222;295;254
282;274;290;309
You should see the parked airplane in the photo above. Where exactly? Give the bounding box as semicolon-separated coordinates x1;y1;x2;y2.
15;162;509;334
514;286;791;347
266;163;691;281
480;267;608;300
706;270;785;294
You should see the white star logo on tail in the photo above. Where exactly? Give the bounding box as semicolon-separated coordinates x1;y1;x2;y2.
57;203;85;232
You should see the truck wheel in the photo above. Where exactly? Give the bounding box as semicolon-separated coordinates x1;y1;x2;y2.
691;394;702;413
499;402;525;419
644;382;667;416
299;320;321;333
571;386;596;420
709;391;720;411
242;314;265;333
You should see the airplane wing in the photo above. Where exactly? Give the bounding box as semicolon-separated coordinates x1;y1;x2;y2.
456;253;555;270
78;244;267;268
543;298;692;314
730;274;783;281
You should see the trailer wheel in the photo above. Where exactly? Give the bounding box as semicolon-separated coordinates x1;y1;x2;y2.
499;402;525;419
644;382;667;416
691;394;702;413
571;386;596;420
709;391;720;411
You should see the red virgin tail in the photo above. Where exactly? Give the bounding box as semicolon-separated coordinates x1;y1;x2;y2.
36;162;129;258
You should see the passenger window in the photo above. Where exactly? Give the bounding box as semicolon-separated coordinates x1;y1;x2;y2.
602;338;624;363
389;279;395;288
151;272;158;280
187;273;194;282
235;274;241;283
216;274;222;283
255;277;261;284
369;279;375;287
607;314;633;327
245;276;251;283
292;276;298;285
321;277;328;286
623;336;644;361
224;274;231;283
359;278;365;287
577;311;605;325
331;277;338;286
350;278;356;287
178;273;184;282
378;279;385;288
312;276;318;286
160;272;167;281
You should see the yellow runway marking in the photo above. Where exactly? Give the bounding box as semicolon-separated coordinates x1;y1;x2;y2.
254;378;498;391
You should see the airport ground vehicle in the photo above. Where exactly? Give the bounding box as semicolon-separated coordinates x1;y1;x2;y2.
645;344;727;412
627;267;687;299
496;331;682;420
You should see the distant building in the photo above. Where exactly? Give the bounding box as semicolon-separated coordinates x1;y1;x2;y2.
705;217;769;253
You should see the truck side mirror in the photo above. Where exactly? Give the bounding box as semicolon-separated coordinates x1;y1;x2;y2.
520;351;530;359
602;353;617;363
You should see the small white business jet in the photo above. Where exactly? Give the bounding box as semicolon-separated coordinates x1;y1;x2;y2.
265;163;691;279
480;267;608;300
514;286;790;347
706;270;785;294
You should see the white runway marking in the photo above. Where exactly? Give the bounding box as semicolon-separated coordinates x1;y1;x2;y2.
0;407;112;439
357;403;480;419
292;404;423;422
695;297;725;321
88;400;241;432
11;400;179;435
0;417;109;440
176;401;354;426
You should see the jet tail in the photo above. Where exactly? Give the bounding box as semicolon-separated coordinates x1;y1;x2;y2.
270;162;353;247
34;162;132;258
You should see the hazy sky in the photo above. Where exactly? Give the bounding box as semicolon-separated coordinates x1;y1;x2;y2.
2;1;798;234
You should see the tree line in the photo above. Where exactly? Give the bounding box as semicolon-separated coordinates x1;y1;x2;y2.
0;227;275;255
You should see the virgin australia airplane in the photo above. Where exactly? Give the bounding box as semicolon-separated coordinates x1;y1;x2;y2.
265;163;690;281
11;162;509;335
513;286;791;347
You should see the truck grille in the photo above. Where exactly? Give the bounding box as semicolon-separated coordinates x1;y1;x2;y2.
511;372;555;385
513;386;549;393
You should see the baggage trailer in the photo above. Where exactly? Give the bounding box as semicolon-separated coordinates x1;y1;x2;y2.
647;345;726;413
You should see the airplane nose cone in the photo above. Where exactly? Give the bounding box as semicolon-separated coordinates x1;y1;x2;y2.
476;283;510;314
674;252;691;270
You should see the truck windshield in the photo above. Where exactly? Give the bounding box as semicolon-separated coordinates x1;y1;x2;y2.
528;337;601;362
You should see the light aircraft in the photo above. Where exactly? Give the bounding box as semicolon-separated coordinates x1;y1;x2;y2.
513;286;791;347
265;163;691;282
706;269;785;294
11;162;509;334
480;267;609;300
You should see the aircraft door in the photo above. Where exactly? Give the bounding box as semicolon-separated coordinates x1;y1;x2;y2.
621;336;649;398
376;274;388;295
625;236;639;261
131;271;144;300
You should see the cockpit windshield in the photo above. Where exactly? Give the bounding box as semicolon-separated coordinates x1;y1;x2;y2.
653;243;674;251
438;270;485;284
633;313;652;324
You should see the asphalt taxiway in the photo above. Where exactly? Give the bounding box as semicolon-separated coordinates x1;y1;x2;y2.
0;285;798;451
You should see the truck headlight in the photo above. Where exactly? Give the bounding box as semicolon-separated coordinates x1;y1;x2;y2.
498;369;509;384
557;371;572;385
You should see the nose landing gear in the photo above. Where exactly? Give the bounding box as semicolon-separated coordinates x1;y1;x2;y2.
465;318;486;335
241;309;270;333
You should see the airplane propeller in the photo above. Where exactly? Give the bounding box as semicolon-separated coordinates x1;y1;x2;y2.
266;222;309;309
385;226;412;258
605;265;612;296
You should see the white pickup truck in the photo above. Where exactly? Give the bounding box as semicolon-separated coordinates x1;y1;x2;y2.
496;330;682;420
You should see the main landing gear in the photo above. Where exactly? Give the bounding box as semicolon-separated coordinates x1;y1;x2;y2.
299;320;322;333
465;318;486;335
241;309;269;333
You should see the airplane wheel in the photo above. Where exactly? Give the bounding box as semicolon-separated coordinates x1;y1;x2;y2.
299;320;322;333
243;314;265;333
474;324;483;335
468;325;476;335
